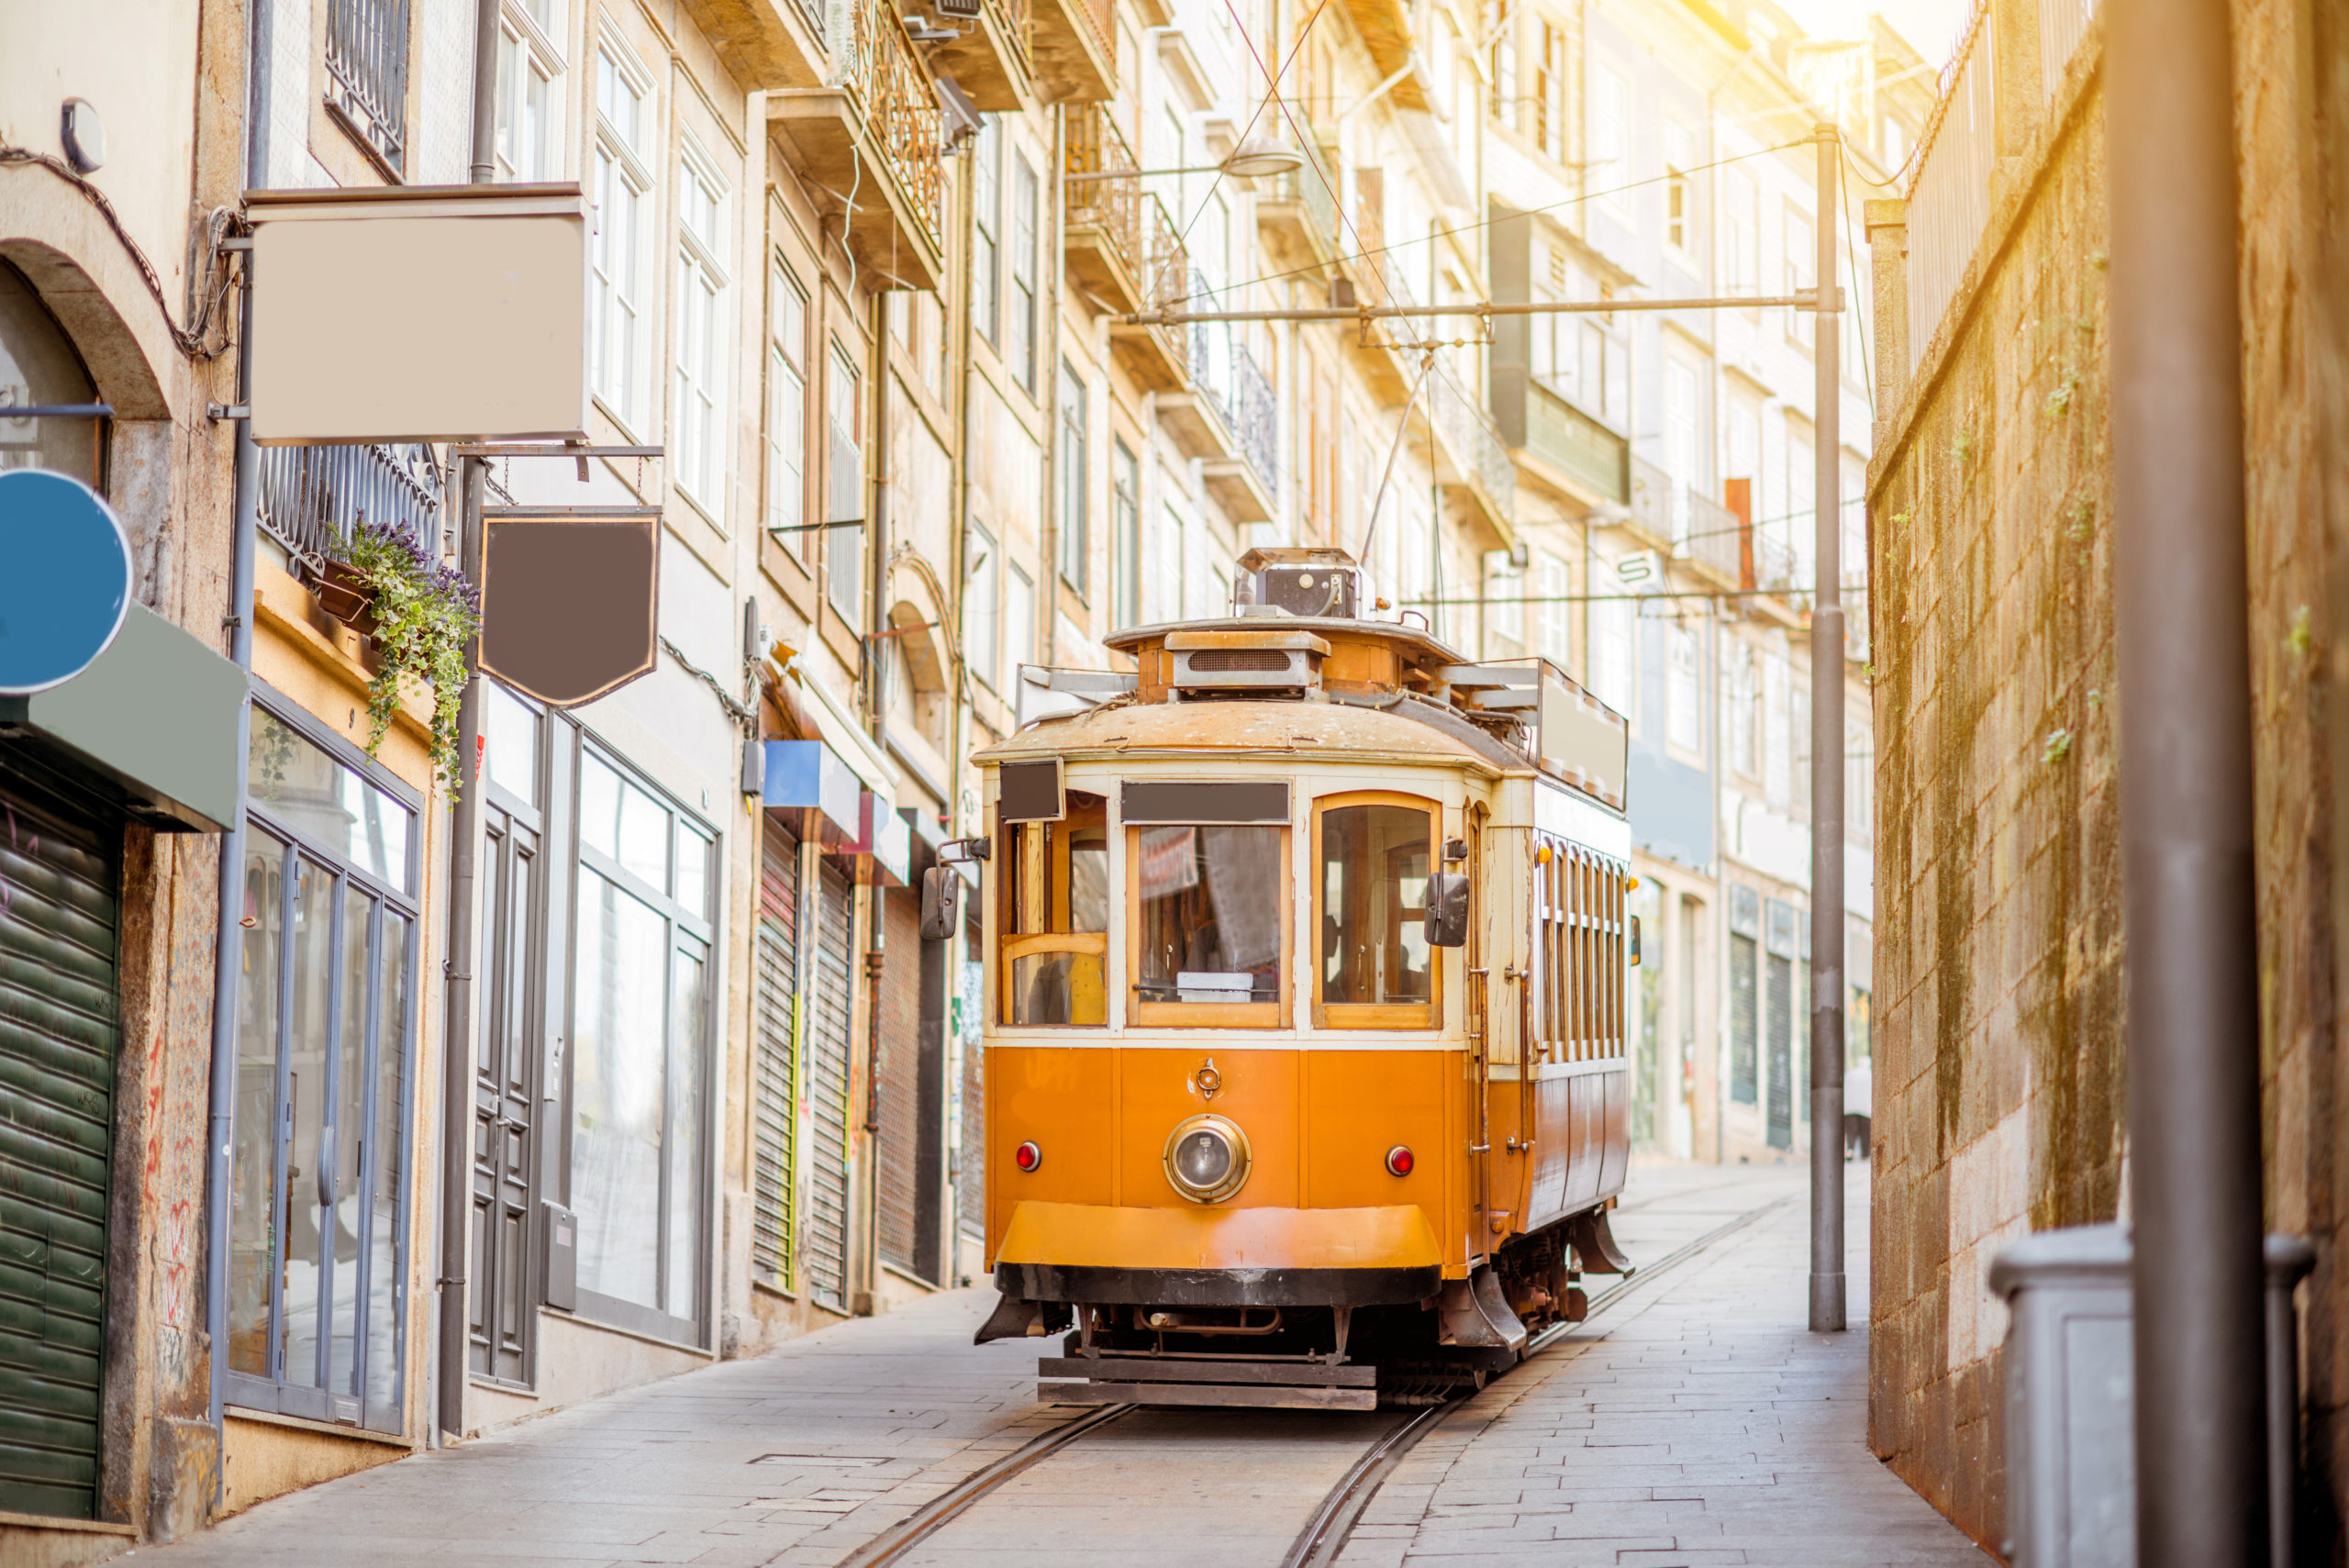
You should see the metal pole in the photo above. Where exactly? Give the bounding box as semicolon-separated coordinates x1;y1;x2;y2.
2109;0;2267;1543
1807;121;1846;1334
438;0;503;1441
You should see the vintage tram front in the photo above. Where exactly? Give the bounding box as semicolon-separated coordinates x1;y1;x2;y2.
970;549;1635;1408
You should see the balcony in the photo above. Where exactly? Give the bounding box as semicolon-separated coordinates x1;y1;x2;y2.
924;0;1031;108
1256;136;1341;270
325;0;411;175
1199;339;1277;523
1628;457;1674;550
1332;0;1424;112
1684;485;1743;586
766;0;946;290
1064;105;1147;316
1107;196;1191;391
1425;368;1516;536
677;0;829;88
256;442;448;580
1494;373;1628;508
1027;0;1115;101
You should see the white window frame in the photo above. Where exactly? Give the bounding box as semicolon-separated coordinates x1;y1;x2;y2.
495;0;564;183
764;254;808;562
591;42;654;434
674;139;731;517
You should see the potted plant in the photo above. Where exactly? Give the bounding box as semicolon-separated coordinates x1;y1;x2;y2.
334;517;481;795
314;557;379;633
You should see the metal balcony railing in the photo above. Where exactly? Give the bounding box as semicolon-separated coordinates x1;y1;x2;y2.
1065;104;1142;279
1753;532;1798;594
996;0;1035;77
1270;139;1341;254
827;0;946;249
1133;195;1193;379
256;443;448;579
1630;456;1673;546
325;0;411;173
1428;367;1516;518
1219;344;1278;496
1685;486;1743;582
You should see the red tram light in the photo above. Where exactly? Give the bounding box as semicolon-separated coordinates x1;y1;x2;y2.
1014;1140;1042;1173
1386;1145;1414;1177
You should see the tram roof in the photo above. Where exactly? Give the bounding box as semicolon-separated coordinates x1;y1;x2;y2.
972;689;1527;777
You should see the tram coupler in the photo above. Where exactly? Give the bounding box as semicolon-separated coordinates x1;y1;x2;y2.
1037;1351;1378;1410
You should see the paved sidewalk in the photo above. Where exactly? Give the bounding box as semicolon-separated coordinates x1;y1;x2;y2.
1342;1162;1989;1567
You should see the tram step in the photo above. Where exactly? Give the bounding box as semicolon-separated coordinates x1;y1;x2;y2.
1038;1356;1377;1387
1038;1378;1380;1411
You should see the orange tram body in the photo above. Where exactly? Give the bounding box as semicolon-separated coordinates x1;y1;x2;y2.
969;549;1637;1409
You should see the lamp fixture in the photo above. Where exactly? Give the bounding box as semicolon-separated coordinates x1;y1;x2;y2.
1064;136;1305;185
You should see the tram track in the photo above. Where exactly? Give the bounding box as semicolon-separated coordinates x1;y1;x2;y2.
838;1185;1796;1568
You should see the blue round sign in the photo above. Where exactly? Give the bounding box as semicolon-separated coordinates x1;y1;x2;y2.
0;469;133;695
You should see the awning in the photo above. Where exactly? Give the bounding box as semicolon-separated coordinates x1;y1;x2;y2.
769;651;894;807
0;602;246;832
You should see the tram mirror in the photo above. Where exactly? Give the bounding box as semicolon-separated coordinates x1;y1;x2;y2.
1425;872;1471;948
999;758;1064;822
1629;915;1642;966
920;865;962;940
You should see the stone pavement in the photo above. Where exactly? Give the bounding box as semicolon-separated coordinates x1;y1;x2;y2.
1341;1161;1992;1567
135;1161;1987;1567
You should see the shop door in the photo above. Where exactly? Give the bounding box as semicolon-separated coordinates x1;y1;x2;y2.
876;889;922;1277
1765;952;1795;1149
751;828;801;1288
0;782;117;1518
471;810;540;1383
806;861;855;1310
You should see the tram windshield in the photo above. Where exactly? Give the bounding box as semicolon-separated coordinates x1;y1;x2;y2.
1316;798;1438;1026
998;791;1108;1026
1132;825;1284;1011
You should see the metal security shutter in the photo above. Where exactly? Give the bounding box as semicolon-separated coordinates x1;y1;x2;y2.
1766;953;1794;1148
957;924;985;1244
1729;933;1758;1105
751;829;801;1288
806;862;855;1310
0;784;117;1518
875;891;921;1275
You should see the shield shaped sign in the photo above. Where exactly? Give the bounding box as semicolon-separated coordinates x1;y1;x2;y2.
479;513;659;706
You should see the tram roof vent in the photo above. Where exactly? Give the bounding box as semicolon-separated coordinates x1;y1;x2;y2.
1164;628;1329;695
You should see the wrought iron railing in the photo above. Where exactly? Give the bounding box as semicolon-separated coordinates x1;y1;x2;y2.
1428;367;1515;519
1062;0;1113;72
1630;456;1673;546
996;0;1035;77
1753;531;1798;594
1686;486;1743;582
1271;139;1341;254
827;0;946;250
255;443;447;578
325;0;412;174
1133;195;1193;380
1065;104;1142;282
1226;344;1278;496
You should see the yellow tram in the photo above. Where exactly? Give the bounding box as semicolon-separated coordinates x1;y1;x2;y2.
967;548;1636;1409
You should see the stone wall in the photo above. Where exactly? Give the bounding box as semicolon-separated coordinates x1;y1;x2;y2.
1865;0;2349;1548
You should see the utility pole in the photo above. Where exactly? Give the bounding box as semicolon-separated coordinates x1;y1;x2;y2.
1806;121;1846;1335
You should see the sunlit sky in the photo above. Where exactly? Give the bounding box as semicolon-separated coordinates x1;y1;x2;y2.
1775;0;1974;67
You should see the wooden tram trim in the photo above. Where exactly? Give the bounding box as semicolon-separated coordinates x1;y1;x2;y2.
1307;789;1445;1031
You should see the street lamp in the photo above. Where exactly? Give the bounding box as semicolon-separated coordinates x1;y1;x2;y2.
1064;135;1304;184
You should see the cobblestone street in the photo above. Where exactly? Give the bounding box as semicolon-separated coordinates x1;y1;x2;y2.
134;1164;1984;1567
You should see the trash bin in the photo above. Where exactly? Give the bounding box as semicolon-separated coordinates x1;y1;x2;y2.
1988;1226;2316;1568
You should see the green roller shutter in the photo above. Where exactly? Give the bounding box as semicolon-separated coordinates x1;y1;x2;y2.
0;784;117;1518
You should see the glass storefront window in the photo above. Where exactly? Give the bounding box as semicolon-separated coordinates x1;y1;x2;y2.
1314;797;1439;1028
569;742;714;1341
997;792;1108;1027
227;700;417;1432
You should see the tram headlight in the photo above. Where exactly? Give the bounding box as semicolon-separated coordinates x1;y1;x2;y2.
1163;1114;1252;1204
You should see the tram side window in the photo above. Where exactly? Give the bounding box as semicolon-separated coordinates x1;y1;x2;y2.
998;791;1108;1026
1315;796;1439;1028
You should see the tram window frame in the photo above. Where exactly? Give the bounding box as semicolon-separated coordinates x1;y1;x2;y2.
1311;791;1443;1030
996;790;1110;1027
1123;817;1291;1029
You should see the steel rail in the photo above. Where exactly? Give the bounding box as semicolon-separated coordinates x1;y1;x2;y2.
834;1402;1136;1567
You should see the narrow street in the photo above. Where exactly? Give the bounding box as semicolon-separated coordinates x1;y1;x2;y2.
138;1165;1981;1567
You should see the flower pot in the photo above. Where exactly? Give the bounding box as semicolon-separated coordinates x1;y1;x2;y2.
317;561;381;636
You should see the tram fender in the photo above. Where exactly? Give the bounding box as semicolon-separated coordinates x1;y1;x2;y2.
1567;1206;1635;1274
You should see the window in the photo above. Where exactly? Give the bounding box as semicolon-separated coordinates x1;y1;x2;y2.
674;148;729;512
1537;23;1565;160
1537;550;1571;667
827;344;863;627
1728;639;1758;778
1009;154;1039;392
765;260;808;561
1662;121;1693;256
1112;439;1140;628
495;0;562;182
1764;649;1791;808
1057;361;1088;593
1731;927;1758;1103
325;0;412;173
571;746;716;1341
998;793;1109;1026
1724;166;1756;295
1579;321;1627;430
1486;550;1524;653
591;49;652;429
1664;357;1699;544
1785;206;1814;346
1668;621;1701;751
1130;786;1290;1028
1589;62;1630;195
1007;563;1036;673
228;702;417;1432
972;118;1000;345
1665;168;1688;252
965;523;1000;690
1490;6;1518;130
1315;795;1438;1028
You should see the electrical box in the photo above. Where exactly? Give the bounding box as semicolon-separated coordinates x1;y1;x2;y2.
541;1199;578;1312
